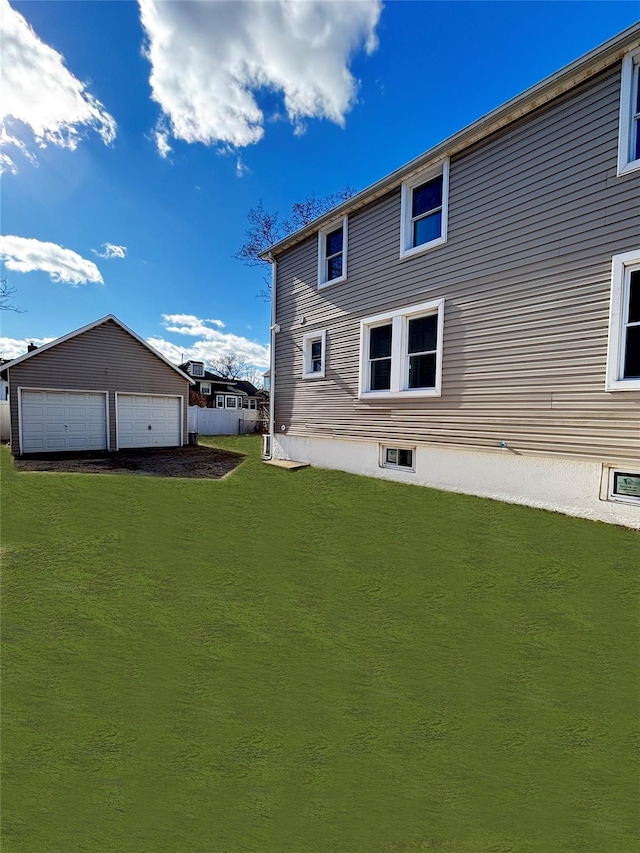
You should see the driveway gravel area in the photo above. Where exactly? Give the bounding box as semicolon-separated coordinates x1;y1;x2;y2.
12;445;245;479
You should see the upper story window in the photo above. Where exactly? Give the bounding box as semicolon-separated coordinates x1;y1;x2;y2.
190;361;204;377
400;159;449;259
359;299;444;398
302;330;327;379
200;382;211;395
618;49;640;176
606;249;640;391
318;217;347;288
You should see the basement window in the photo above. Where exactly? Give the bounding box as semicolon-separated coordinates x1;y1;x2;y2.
381;445;415;471
605;468;640;505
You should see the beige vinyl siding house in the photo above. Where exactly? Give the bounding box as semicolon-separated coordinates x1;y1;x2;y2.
264;25;640;527
2;315;192;454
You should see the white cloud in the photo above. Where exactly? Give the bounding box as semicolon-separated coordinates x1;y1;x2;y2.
93;242;127;260
0;235;103;285
154;124;172;159
0;0;116;173
139;0;381;154
148;313;269;369
0;336;55;360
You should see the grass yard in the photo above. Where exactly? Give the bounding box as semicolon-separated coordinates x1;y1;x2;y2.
1;435;638;853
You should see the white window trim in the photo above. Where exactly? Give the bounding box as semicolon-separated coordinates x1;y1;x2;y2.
600;465;640;505
606;249;640;391
318;216;348;289
190;362;205;377
200;382;211;395
225;395;237;408
399;158;449;260
216;394;224;408
302;329;327;379
359;299;444;399
617;49;640;177
380;444;416;472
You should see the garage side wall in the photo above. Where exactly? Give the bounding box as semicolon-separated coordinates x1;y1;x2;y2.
8;320;190;451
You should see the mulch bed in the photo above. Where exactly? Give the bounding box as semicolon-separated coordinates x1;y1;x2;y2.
12;445;245;479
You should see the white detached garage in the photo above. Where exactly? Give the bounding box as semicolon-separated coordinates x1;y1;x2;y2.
1;315;193;455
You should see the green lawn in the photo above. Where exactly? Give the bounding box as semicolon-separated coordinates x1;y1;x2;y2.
1;436;638;853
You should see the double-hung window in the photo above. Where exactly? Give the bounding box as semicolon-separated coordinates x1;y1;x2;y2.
302;330;327;379
200;382;211;395
617;49;640;176
359;299;444;398
606;249;640;391
318;217;347;288
400;159;449;258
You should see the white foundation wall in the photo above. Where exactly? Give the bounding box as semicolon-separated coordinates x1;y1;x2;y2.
272;433;640;529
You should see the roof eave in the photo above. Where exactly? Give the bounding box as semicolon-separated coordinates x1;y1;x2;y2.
260;22;640;260
1;314;196;384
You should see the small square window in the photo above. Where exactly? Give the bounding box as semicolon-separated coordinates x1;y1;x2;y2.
200;382;211;395
318;217;347;288
190;362;204;377
225;396;237;408
302;330;327;379
381;446;415;471
400;159;449;259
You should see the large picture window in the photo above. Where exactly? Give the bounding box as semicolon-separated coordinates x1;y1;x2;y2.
606;249;640;391
359;299;444;398
400;159;449;259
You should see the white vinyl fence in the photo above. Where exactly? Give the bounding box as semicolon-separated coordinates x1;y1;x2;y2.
0;401;9;441
188;406;259;436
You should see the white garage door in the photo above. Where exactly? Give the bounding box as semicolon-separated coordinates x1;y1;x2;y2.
21;390;108;453
117;394;181;448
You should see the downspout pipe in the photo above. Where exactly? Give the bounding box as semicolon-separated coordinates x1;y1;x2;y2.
266;252;277;459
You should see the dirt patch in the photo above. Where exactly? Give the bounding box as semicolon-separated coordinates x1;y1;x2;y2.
13;445;245;479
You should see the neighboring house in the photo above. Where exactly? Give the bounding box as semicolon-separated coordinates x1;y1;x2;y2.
180;361;260;411
0;358;9;401
262;24;640;528
1;315;193;454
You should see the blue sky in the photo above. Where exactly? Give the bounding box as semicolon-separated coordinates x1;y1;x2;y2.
1;0;638;372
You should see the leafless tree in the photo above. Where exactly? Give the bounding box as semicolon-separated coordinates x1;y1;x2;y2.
211;353;264;389
235;187;357;298
0;279;23;312
211;353;251;380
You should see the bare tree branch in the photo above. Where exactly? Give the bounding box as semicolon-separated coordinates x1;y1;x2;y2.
235;187;357;299
0;278;24;312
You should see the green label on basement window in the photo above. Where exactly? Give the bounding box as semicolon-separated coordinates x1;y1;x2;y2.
613;472;640;498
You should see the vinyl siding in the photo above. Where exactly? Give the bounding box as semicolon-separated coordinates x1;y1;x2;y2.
273;64;640;464
8;320;190;451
